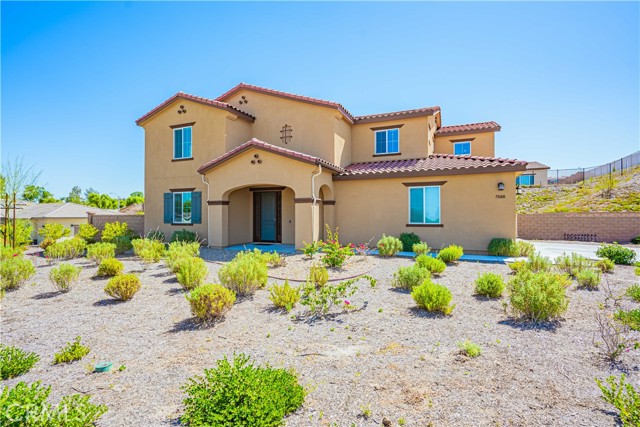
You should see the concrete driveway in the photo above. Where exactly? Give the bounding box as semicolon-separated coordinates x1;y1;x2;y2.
522;240;640;260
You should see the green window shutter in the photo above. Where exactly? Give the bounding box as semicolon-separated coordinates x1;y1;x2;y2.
163;193;173;224
192;191;202;224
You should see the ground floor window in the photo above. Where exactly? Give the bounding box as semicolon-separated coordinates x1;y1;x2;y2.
174;192;192;224
516;175;535;186
408;186;441;224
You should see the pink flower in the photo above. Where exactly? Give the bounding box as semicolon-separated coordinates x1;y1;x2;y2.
344;300;350;305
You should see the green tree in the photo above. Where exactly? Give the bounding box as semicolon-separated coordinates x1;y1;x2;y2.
124;191;144;207
22;185;59;203
86;193;117;209
84;187;97;200
66;186;83;204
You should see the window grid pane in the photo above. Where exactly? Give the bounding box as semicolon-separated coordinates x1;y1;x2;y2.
174;129;183;158
409;188;424;223
424;187;440;223
387;129;399;153
183;193;192;223
375;131;387;154
174;193;182;223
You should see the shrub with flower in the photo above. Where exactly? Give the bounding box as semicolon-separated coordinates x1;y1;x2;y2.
320;226;353;269
354;238;374;259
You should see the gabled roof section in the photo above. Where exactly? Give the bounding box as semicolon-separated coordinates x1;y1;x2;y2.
1;203;118;219
136;92;255;125
526;161;550;170
435;121;501;136
335;153;527;180
197;138;343;175
354;106;441;124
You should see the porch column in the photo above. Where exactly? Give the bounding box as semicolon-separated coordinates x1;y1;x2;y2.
294;198;320;248
207;200;229;247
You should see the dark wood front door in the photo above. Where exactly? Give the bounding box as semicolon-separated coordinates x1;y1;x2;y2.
253;191;282;243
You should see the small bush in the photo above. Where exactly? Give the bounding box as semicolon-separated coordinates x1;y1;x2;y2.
53;336;90;364
113;235;133;255
175;257;209;290
0;246;23;261
399;232;421;252
186;284;236;321
49;263;82;293
132;238;165;263
596;243;636;265
575;269;601;290
596;375;640;427
0;219;33;249
309;263;329;287
86;242;116;265
0;344;39;380
377;234;403;257
39;222;71;244
146;229;165;242
45;238;87;260
525;252;552;273
412;242;429;256
517;241;535;257
437;245;464;264
269;281;301;311
507;270;570;321
0;257;35;290
218;256;268;296
507;260;527;273
101;221;133;243
458;340;482;358
263;251;286;267
475;272;505;298
300;276;370;315
595;258;615;274
104;273;141;301
78;223;99;243
393;266;431;290
181;353;305;427
320;226;353;268
302;241;321;259
633;236;640;244
171;229;199;243
165;241;201;272
626;284;640;302
615;309;640;331
411;280;455;315
415;254;446;275
555;252;592;277
97;258;124;277
488;238;519;256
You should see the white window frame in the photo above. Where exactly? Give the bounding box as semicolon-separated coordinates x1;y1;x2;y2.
173;126;192;160
173;192;192;224
453;141;471;156
374;128;400;155
407;186;441;225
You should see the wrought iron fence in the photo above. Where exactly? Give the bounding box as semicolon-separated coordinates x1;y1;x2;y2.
547;150;640;185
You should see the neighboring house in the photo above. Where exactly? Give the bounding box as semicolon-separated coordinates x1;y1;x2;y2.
516;161;550;187
137;83;528;252
1;202;118;244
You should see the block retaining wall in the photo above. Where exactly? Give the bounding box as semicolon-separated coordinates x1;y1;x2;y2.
87;213;145;240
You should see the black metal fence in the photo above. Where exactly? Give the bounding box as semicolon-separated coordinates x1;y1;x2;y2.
547;150;640;185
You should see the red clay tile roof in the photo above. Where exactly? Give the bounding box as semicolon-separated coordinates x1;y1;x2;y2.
435;121;501;136
525;161;550;170
354;106;441;124
335;154;527;180
197;138;343;174
136;92;255;125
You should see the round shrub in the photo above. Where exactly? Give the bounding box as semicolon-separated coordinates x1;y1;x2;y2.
309;263;329;287
525;253;552;273
399;232;421;252
49;263;82;293
594;258;615;274
596;243;636;265
132;238;166;263
97;258;124;277
487;238;519;256
86;242;116;265
78;223;99;243
392;265;431;290
555;252;592;277
175;257;209;290
437;245;464;264
377;234;403;257
415;254;446;275
507;270;570;321
575;269;601;290
104;273;141;301
517;241;535;257
181;353;305;427
165;241;201;272
475;272;505;298
0;344;40;380
39;223;70;244
507;260;527;274
45;238;87;260
186;284;236;321
412;242;429;256
171;229;199;243
0;257;35;290
411;280;455;315
269;280;300;312
218;256;268;296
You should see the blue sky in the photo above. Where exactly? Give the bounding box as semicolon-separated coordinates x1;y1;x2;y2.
2;1;638;198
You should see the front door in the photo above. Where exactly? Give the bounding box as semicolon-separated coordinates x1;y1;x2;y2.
253;191;282;243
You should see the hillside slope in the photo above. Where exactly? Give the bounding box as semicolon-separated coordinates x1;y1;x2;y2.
517;166;640;214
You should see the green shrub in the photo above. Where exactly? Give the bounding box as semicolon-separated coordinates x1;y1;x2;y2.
0;381;107;427
415;254;446;275
175;257;209;290
575;269;601;290
165;241;201;271
0;219;33;249
614;309;640;331
104;273;141;301
86;242;116;265
113;235;133;255
517;241;535;257
269;281;301;311
97;258;124;277
300;276;370;315
78;223;99;243
0;344;39;380
132;238;165;263
437;245;464;264
508;260;527;273
45;238;87;260
475;272;505;298
320;226;353;268
146;229;165;242
411;280;455;315
596;375;639;427
0;257;35;290
488;238;519;256
39;222;70;243
525;252;553;272
399;232;421;252
392;266;431;290
171;229;199;243
626;284;640;302
458;340;482;358
507;270;570;321
377;234;403;257
181;353;304;427
412;242;429;256
633;236;640;244
595;258;615;274
53;336;90;364
101;221;133;243
596;243;636;265
302;241;321;259
0;246;23;261
218;256;268;296
555;252;592;277
263;251;286;267
49;263;82;293
186;284;236;322
309;263;329;287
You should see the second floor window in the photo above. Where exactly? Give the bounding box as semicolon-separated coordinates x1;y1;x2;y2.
453;141;471;155
174;192;192;224
375;128;399;155
174;126;192;159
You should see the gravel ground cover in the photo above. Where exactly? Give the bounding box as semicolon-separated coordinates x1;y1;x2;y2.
1;249;639;427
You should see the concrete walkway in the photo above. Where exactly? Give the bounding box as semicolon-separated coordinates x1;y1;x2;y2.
523;240;640;260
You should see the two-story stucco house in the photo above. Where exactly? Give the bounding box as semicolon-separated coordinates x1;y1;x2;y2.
136;83;527;252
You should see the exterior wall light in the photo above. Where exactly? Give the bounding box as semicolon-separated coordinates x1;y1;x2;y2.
497;182;505;191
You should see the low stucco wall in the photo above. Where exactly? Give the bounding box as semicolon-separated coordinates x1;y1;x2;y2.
88;214;145;240
517;212;640;243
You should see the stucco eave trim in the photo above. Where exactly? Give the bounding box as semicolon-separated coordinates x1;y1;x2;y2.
333;165;527;181
435;127;500;137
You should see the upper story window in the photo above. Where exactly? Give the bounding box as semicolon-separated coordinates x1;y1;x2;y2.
174;192;192;224
408;186;441;224
174;126;192;159
374;128;399;155
453;141;471;155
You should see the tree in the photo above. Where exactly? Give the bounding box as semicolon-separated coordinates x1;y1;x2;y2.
66;186;83;204
2;157;40;199
84;187;97;200
22;185;59;204
86;192;118;209
124;191;144;207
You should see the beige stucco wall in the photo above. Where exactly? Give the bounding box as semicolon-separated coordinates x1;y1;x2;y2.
333;171;518;253
434;131;495;157
532;169;548;187
351;116;431;163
